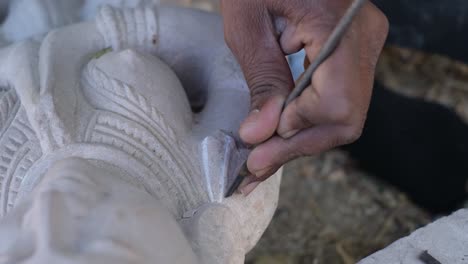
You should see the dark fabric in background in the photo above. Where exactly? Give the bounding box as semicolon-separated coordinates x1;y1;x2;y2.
343;0;468;214
373;0;468;63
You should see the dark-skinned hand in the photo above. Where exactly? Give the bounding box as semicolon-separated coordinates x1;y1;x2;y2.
221;0;388;194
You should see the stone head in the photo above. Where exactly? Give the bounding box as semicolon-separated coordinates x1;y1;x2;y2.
0;5;281;264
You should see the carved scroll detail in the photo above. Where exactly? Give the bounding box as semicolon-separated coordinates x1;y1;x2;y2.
96;5;158;53
0;87;18;133
84;65;179;142
82;64;207;212
0;108;41;216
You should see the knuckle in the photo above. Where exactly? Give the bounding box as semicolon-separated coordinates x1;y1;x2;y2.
330;101;353;123
285;147;306;162
249;84;276;109
223;31;235;47
294;135;323;156
336;107;366;145
246;60;289;86
250;84;276;99
295;146;313;158
294;103;314;127
247;66;291;106
373;4;389;29
249;85;281;109
379;13;390;36
366;3;389;43
360;8;388;72
274;143;307;164
223;28;246;54
339;123;364;145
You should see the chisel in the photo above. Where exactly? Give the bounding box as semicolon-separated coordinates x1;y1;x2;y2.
225;0;368;198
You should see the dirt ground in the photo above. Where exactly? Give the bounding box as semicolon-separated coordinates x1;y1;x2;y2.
174;1;468;263
246;151;432;264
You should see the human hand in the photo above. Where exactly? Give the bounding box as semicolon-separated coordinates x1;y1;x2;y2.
221;0;388;194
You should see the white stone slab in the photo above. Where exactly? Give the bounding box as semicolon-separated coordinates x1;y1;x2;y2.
359;209;468;264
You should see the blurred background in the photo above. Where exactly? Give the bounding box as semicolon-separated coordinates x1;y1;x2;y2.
175;1;468;263
0;0;465;263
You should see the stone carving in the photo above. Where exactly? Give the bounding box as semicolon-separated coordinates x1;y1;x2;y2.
0;0;190;45
0;4;282;264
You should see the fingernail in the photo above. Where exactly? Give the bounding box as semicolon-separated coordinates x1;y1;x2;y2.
240;181;261;196
238;176;257;190
253;167;271;178
239;109;261;138
241;96;286;144
281;129;299;139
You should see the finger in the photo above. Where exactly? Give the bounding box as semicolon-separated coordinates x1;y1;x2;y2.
222;0;294;145
240;180;262;196
247;125;356;178
239;96;284;144
276;1;383;139
277;29;362;138
357;2;389;90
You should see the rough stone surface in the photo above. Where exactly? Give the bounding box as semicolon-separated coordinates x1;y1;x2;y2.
359;209;468;264
0;2;281;263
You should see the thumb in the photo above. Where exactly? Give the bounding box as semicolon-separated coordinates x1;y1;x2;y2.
240;96;286;145
222;2;293;145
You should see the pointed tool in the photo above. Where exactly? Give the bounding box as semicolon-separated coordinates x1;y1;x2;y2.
225;0;367;198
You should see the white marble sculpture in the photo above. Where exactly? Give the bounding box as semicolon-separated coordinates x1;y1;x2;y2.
0;4;282;264
0;0;190;46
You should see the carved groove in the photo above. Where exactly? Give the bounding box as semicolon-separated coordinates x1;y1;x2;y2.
96;5;158;53
0;88;19;138
90;130;188;211
97;68;178;142
88;112;201;211
97;113;197;205
0;108;41;215
82;66;204;202
1;146;29;215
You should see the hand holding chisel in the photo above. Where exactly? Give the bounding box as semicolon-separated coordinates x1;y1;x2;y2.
225;0;381;197
222;0;388;197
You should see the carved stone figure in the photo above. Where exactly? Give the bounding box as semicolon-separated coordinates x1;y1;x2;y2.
0;5;281;264
0;0;192;45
